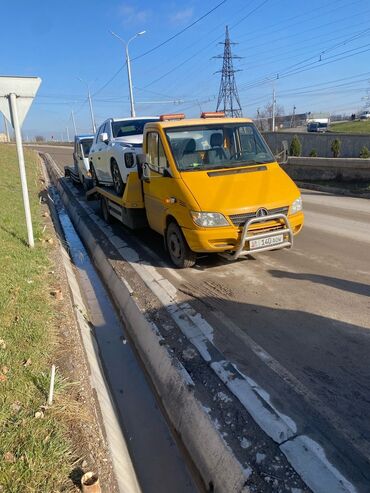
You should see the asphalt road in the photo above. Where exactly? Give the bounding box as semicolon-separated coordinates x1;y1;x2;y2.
34;145;370;489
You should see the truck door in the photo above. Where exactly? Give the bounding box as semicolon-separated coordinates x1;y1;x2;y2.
143;132;170;234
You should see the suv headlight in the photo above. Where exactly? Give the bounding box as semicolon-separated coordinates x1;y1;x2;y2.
190;211;229;227
290;196;303;214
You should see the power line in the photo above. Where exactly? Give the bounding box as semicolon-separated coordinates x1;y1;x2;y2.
131;0;228;61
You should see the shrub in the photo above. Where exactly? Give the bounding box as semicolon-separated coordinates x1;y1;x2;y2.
35;135;45;142
331;138;341;158
290;135;301;157
360;146;370;158
309;149;318;157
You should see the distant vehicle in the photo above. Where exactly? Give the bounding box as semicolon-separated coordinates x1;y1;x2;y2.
360;111;370;120
307;122;328;132
73;134;94;188
89;117;159;195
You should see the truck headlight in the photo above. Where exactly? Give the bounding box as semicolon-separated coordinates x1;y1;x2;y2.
190;211;229;227
290;196;303;214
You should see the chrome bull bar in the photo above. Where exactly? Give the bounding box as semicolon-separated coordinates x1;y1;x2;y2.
225;213;293;260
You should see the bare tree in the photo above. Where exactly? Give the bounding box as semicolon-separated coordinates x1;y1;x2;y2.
35;135;45;142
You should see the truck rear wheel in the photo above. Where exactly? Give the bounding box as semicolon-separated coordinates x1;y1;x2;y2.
100;197;112;224
166;222;196;268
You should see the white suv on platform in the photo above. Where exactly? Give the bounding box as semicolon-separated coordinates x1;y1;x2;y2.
89;116;159;195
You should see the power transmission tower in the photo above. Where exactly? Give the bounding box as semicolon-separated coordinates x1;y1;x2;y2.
214;26;243;117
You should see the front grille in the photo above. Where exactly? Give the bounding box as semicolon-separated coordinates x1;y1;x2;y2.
229;206;289;226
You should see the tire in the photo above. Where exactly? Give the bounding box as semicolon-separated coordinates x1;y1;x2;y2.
111;159;125;196
166;221;196;268
90;162;99;187
100;197;112;224
83;176;93;192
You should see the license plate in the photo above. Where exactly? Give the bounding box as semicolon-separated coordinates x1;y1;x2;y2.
249;234;284;250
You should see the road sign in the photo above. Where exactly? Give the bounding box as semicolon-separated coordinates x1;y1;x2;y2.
0;76;42;248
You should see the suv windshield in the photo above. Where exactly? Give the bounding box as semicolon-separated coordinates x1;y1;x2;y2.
165;123;274;171
112;119;158;138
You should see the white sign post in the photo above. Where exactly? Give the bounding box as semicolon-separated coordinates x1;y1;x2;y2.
0;76;42;248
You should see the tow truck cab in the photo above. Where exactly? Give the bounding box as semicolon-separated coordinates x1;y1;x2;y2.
139;113;304;267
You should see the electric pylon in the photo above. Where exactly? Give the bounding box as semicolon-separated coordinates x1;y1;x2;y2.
214;26;243;117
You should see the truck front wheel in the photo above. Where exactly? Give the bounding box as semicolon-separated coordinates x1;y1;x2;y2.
166;222;196;268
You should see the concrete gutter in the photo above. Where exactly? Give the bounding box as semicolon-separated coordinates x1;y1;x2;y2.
41;160;141;493
43;154;249;493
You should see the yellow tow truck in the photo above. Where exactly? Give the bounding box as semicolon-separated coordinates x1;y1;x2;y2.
87;112;304;268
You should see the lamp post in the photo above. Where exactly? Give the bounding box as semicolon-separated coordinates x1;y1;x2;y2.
77;77;96;134
110;30;146;117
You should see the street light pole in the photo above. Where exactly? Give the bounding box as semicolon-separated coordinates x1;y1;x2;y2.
87;88;96;133
71;109;77;135
110;30;146;117
77;78;96;134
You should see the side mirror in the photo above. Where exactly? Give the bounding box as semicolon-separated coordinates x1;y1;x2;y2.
142;163;150;182
99;132;109;143
275;140;289;165
136;153;146;166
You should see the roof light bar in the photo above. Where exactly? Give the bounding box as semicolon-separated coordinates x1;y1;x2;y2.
159;113;185;121
201;111;225;118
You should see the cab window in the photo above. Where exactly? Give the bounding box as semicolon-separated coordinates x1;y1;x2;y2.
147;132;168;173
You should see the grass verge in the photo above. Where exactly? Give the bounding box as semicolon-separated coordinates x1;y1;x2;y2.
0;144;75;491
329;120;370;134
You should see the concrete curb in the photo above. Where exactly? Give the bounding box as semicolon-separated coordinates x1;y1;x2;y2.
44;155;249;493
298;181;370;198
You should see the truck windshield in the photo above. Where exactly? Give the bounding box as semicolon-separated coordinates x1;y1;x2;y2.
165;123;274;171
81;138;93;157
112;119;158;138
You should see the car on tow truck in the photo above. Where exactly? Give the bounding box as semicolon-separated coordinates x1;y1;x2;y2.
89;116;159;195
86;112;304;268
72;134;94;189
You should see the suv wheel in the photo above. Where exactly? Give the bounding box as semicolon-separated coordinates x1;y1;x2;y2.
90;163;99;186
111;160;125;196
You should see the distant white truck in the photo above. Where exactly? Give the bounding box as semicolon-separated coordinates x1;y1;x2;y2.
360;111;370;120
89;117;159;195
307;116;330;133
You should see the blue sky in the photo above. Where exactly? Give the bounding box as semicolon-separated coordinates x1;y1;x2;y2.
2;0;370;138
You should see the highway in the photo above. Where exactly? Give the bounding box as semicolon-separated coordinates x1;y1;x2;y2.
34;144;370;490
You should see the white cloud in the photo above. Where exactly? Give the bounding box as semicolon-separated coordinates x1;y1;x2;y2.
169;7;194;24
118;4;151;25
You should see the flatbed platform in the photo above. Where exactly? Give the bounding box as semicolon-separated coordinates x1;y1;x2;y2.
86;173;147;230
